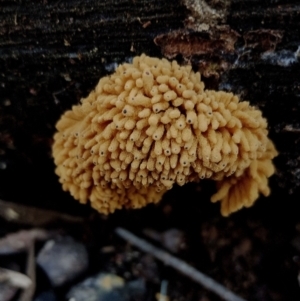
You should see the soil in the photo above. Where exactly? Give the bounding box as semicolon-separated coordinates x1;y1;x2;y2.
0;177;300;301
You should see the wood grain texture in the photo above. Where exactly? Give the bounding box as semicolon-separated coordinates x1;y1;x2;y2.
0;0;299;211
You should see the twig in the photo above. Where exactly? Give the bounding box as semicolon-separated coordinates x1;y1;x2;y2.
0;199;85;226
0;228;53;255
0;268;32;289
0;229;42;300
19;243;36;301
115;227;247;301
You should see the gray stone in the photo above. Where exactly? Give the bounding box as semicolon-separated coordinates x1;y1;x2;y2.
37;236;88;287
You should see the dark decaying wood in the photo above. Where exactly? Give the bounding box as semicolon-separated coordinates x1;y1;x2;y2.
0;0;299;211
1;2;300;300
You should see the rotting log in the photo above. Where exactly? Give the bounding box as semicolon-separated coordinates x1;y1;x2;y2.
0;0;299;213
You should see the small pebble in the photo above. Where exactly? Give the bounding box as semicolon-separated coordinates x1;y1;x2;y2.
67;273;146;301
37;236;88;287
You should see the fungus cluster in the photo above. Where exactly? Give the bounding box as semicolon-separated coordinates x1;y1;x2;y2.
52;54;277;216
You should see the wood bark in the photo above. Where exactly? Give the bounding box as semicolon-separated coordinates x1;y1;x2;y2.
0;0;299;210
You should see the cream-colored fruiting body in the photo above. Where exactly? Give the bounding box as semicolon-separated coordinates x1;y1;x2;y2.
52;54;278;216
